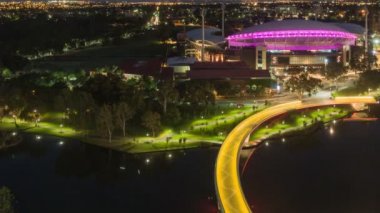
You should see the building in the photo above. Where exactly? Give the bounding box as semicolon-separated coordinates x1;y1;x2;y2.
226;19;364;76
185;27;225;62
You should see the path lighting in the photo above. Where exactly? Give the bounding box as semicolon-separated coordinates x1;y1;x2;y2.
282;138;286;143
333;120;337;124
329;127;334;135
168;154;173;159
276;84;281;93
146;133;150;137
59;141;64;146
36;135;42;140
145;158;150;164
12;132;17;136
265;142;269;146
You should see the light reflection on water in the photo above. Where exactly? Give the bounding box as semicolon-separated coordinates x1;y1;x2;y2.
242;119;380;213
0;134;219;213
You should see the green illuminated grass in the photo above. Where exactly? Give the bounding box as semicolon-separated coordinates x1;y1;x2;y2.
250;107;349;142
0;105;349;153
0;103;260;153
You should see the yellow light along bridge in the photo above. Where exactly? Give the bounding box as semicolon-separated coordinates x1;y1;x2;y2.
215;96;377;213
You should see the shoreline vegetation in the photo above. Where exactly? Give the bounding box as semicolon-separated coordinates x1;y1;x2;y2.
0;103;263;153
247;106;352;148
0;131;23;151
0;104;358;154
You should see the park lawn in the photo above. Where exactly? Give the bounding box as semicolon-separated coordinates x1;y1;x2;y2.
0;106;348;154
32;35;169;71
250;107;349;142
0;106;232;154
0;117;80;138
334;87;380;98
189;105;262;136
251;123;293;141
126;140;213;154
0;102;261;154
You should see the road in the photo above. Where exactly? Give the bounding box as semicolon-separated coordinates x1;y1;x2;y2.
214;96;377;213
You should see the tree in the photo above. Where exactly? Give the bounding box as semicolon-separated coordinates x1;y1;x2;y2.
325;62;347;80
67;91;95;130
141;111;161;137
246;79;273;96
0;106;5;123
96;105;114;143
179;80;216;114
358;71;380;90
285;72;322;100
113;102;135;137
28;110;41;127
9;108;24;127
0;186;15;213
157;80;178;114
350;46;375;72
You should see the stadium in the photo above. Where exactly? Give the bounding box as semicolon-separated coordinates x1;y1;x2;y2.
226;19;363;75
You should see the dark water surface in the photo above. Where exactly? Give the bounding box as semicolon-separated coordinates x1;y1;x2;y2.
0;135;218;213
242;120;380;213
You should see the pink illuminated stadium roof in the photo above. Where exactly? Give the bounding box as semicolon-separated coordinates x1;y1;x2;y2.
227;20;359;51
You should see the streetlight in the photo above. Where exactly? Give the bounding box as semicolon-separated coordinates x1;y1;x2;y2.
201;7;207;62
324;58;329;73
221;3;225;39
361;7;369;57
329;127;334;135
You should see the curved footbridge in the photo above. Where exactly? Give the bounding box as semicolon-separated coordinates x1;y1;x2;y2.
215;96;377;213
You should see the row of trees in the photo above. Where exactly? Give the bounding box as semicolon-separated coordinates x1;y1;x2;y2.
0;70;222;142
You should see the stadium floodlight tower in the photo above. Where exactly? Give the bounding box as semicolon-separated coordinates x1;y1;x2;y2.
201;8;207;62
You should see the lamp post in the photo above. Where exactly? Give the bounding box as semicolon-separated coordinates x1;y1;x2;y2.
221;3;225;39
364;7;369;57
361;6;370;70
201;8;206;62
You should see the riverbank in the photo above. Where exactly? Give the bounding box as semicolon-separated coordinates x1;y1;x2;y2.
247;106;350;147
0;131;23;151
0;121;220;154
0;103;259;154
